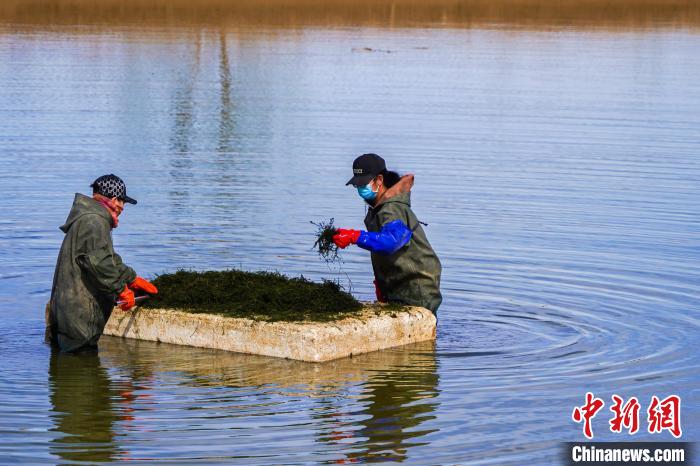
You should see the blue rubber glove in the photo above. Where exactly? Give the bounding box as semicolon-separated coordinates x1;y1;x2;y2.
356;219;412;255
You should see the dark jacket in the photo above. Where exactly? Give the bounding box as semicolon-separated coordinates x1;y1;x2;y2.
364;176;442;313
48;194;136;352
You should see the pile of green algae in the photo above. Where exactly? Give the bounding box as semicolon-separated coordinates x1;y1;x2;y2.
141;269;369;322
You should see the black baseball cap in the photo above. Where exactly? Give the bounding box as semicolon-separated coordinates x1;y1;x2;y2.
345;153;386;186
90;174;137;205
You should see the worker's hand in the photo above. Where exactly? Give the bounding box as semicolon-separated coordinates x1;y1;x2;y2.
118;286;136;311
374;279;387;303
130;276;158;295
332;229;362;249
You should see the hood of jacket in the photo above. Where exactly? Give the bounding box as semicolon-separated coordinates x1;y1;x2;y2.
375;174;414;208
59;193;113;233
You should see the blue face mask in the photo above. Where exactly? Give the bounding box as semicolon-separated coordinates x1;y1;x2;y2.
357;182;377;201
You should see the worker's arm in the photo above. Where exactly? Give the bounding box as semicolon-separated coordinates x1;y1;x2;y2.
114;254;158;294
114;252;135;282
74;215;137;296
333;219;412;255
356;220;412;255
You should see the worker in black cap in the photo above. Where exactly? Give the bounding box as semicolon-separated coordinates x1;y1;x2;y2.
47;174;158;352
333;154;442;313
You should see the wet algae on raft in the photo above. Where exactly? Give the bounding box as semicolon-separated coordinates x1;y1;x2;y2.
142;270;364;322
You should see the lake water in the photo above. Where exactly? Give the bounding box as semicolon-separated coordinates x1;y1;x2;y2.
1;1;699;464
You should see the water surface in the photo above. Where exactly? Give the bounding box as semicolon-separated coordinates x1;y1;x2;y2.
0;2;699;464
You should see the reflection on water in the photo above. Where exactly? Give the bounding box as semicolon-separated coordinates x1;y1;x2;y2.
169;32;199;158
49;351;119;463
217;31;236;154
1;0;699;463
343;368;439;463
88;337;439;463
1;0;699;30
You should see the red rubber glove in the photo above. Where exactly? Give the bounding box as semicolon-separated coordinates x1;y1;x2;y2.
118;286;136;311
130;276;158;295
332;229;361;249
374;279;387;303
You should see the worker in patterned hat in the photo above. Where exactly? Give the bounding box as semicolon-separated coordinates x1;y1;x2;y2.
47;174;158;352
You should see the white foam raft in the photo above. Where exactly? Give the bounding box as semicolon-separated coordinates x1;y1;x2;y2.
102;305;436;362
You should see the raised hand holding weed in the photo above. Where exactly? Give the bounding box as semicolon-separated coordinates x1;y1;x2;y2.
311;218;341;263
